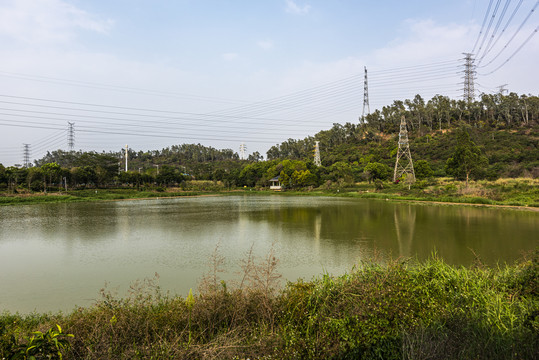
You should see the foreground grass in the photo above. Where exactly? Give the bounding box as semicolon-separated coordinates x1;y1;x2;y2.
1;251;537;359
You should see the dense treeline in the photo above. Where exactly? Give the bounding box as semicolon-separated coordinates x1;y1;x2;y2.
0;93;537;192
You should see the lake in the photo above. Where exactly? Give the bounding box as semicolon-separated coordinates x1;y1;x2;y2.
0;195;537;313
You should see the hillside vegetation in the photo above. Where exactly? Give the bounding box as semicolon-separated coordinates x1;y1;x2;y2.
0;92;537;202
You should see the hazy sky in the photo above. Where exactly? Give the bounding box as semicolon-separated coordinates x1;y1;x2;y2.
0;0;537;166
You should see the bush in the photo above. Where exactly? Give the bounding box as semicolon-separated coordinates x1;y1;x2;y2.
1;252;537;359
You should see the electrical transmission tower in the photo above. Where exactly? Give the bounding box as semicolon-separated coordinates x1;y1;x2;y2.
67;122;75;150
393;116;415;183
361;66;370;123
497;84;508;95
239;142;246;160
124;144;129;171
462;53;476;103
314;141;321;166
23;144;31;168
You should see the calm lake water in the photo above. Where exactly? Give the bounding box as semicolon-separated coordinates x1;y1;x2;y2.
0;195;537;313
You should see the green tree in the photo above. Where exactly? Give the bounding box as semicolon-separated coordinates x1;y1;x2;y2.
0;163;6;188
26;167;43;191
363;162;390;183
445;128;488;186
41;162;62;193
327;161;354;185
414;160;434;180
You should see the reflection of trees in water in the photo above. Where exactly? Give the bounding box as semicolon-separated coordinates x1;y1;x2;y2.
17;197;535;266
393;204;416;259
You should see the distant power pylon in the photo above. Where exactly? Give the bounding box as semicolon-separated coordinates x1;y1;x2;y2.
462;53;476;103
239;143;247;160
314;141;321;166
361;66;370;123
67;122;75;150
23;143;31;168
497;84;508;95
393;116;415;183
124;144;129;171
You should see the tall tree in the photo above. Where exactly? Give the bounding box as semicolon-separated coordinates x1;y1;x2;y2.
445;128;488;187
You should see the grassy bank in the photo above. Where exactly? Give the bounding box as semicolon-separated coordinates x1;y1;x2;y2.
1;251;537;359
1;178;538;209
354;177;539;208
0;188;209;206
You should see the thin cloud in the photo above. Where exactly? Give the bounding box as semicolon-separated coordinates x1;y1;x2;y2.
222;52;239;61
257;40;274;50
285;0;311;15
370;19;474;64
0;0;113;44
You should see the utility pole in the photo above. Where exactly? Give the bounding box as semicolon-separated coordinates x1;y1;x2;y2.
125;144;128;172
239;142;246;160
23;144;30;168
361;66;370;124
67;122;75;150
462;53;476;103
314;141;321;166
393;116;415;184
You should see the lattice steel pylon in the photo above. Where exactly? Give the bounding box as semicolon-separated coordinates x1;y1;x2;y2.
462;53;476;103
361;66;370;123
239;143;247;160
314;141;321;166
68;122;75;150
393;116;415;183
23;143;30;168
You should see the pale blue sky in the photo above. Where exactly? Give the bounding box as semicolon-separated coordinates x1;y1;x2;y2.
0;0;537;165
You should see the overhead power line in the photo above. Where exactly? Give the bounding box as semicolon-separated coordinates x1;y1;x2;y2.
476;0;513;62
479;0;539;69
475;0;504;57
479;25;539;75
472;0;495;53
478;0;525;64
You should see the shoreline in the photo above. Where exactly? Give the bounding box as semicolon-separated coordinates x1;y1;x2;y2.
1;189;538;212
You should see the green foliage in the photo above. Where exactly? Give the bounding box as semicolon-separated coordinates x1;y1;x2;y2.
364;162;391;183
445;127;489;185
414;159;434;179
2;93;538;194
266;159;316;189
6;325;73;360
1;252;537;359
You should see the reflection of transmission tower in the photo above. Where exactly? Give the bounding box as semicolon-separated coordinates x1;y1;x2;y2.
314;141;321;166
361;66;370;123
462;53;476;103
239;142;247;160
23;143;30;168
393;205;416;258
67;122;75;150
393;116;415;183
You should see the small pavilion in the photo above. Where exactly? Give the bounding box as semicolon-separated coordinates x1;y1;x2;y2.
269;176;282;191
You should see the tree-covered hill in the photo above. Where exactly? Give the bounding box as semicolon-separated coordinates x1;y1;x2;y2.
1;92;537;191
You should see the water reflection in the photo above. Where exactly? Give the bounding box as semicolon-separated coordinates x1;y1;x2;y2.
0;196;537;313
393;204;416;259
